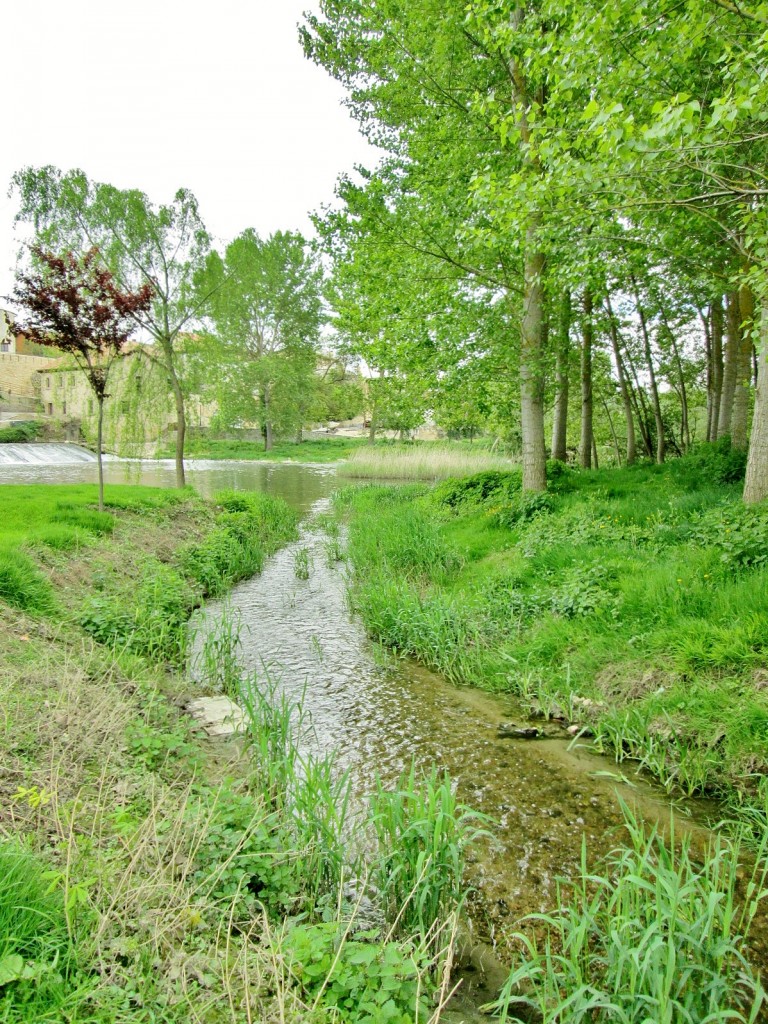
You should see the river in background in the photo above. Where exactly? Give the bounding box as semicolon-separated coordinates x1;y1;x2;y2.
0;453;338;513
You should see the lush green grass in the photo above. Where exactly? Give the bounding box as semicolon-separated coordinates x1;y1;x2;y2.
488;803;767;1023
0;484;189;614
335;449;768;813
0;484;298;666
156;435;367;462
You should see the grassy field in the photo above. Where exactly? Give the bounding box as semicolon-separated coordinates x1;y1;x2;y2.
336;445;768;816
156;435;367;462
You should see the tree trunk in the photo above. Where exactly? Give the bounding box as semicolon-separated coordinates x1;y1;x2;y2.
579;287;594;470
624;346;654;457
632;277;665;463
605;295;636;465
97;395;105;512
551;290;571;462
731;283;754;450
368;414;377;444
591;433;599;470
709;298;724;441
263;386;274;451
744;302;768;503
660;307;690;451
169;371;186;488
519;233;547;492
717;290;740;439
601;394;621;466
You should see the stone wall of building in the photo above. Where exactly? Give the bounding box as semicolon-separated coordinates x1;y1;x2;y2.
0;353;60;401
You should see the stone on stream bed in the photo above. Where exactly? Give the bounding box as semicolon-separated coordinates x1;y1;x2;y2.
186;696;247;737
497;721;573;740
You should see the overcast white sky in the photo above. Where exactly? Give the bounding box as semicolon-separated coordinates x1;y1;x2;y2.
1;0;378;300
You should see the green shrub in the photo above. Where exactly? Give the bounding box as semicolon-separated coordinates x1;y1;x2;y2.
0;422;41;444
493;490;554;528
281;921;433;1024
675;436;748;486
433;470;521;510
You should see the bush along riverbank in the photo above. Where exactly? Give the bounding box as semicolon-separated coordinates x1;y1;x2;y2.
0;482;496;1023
334;447;768;1019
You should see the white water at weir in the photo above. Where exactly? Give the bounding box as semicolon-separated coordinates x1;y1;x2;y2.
0;443;99;466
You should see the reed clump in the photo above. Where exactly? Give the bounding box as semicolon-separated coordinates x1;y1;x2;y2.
341;443;518;481
488;804;768;1023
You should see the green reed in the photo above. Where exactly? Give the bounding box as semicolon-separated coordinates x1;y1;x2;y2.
488;801;768;1023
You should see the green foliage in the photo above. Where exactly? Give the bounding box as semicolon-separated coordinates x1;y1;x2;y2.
0;842;79;1019
674;437;748;487
191;784;302;920
0;550;54;613
0;422;41;444
432;470;522;510
281;921;433;1024
80;560;193;664
492;490;554;529
489;806;768;1024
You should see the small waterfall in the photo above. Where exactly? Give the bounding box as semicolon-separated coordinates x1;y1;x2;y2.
0;443;98;466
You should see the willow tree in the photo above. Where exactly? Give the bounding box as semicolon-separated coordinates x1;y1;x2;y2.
12;246;152;509
12;167;213;486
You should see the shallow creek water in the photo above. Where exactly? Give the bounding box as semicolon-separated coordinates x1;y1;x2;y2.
191;496;718;1012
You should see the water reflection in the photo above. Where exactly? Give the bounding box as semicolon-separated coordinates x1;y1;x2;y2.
0;458;338;513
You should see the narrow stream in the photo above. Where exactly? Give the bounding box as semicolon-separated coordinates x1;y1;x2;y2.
191;497;716;1007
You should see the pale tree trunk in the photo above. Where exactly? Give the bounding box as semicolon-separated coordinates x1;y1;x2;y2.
632;278;665;463
662;311;690;451
591;433;599;470
717;290;740;438
263;386;274;451
743;302;768;503
708;298;724;441
605;295;636;465
601;394;622;466
159;337;186;488
624;346;654;458
520;234;547;492
170;374;186;488
655;291;690;449
96;395;105;512
579;287;594;470
368;414;377;444
551;290;571;462
510;15;546;492
731;283;754;450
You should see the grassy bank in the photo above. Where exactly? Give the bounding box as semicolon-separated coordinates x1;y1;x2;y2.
336;447;768;818
340;442;517;481
156;436;366;462
0;482;490;1022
